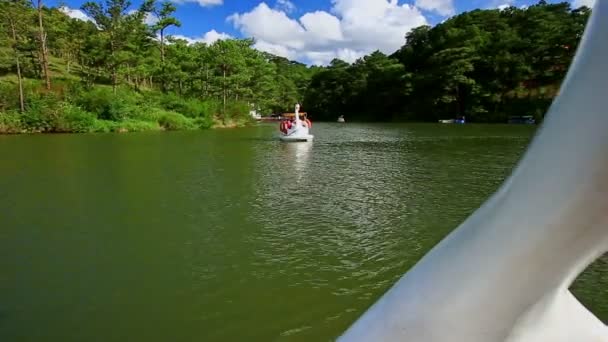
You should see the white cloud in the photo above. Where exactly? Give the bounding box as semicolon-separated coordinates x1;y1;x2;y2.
254;40;297;59
171;35;198;44
127;9;159;25
300;11;344;42
144;13;159;25
201;30;233;44
334;0;427;53
305;49;365;65
415;0;454;16
228;3;307;50
172;30;232;45
171;0;222;7
59;6;93;22
572;0;595;8
275;0;296;13
485;0;514;10
228;1;427;65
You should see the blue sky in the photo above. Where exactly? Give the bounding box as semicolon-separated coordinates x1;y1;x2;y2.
54;0;594;65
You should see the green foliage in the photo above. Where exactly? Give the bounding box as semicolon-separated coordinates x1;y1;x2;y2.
90;119;114;133
21;93;61;132
112;119;161;132
306;2;590;123
0;0;592;134
1;0;317;134
13;92;92;132
154;93;206;118
0;110;23;133
0;81;19;111
305;52;409;121
224;101;252;123
90;118;161;133
54;104;96;132
157;111;196;130
193;116;213;129
75;87;141;120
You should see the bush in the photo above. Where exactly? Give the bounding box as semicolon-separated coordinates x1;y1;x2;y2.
155;93;217;119
193;116;213;129
17;93;96;133
90;119;115;133
0;110;22;133
0;79;235;133
220;101;253;126
22;94;62;132
199;99;221;119
75;87;141;121
90;119;160;133
0;82;19;112
54;104;96;133
123;104;164;122
158;111;196;131
113;119;160;132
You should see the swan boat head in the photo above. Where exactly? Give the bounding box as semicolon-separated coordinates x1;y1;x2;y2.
338;2;608;341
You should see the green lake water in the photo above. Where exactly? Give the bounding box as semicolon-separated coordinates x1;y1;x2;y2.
1;123;606;341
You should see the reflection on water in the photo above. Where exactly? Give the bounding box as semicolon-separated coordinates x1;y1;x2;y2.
0;124;606;342
280;142;313;182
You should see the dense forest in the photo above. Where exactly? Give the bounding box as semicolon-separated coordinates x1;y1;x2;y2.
306;1;591;122
0;0;591;133
0;0;316;132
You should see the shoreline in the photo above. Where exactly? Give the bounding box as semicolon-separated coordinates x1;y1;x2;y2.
0;119;253;135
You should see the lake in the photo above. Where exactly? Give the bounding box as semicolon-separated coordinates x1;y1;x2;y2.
1;123;606;341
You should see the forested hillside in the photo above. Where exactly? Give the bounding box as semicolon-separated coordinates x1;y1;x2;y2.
0;0;591;133
0;0;316;132
306;1;590;123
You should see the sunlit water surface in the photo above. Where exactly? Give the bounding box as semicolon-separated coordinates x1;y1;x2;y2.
0;123;605;341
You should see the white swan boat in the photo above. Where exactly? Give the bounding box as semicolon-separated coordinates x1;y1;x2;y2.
339;1;608;341
279;104;313;142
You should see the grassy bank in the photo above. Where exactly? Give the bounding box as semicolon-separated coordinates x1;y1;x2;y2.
0;77;254;134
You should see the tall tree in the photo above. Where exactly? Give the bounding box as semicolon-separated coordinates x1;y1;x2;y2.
210;39;250;121
36;0;51;89
152;1;180;66
0;0;30;112
81;0;153;93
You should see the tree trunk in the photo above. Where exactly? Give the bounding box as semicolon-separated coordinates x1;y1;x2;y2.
160;29;165;64
66;52;71;74
160;29;166;93
223;68;227;124
112;68;118;94
204;66;209;97
9;17;25;113
455;84;462;117
109;36;117;94
126;67;131;84
37;0;51;90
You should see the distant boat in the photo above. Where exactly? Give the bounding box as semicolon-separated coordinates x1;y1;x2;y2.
508;115;536;124
338;115;345;123
249;104;262;120
439;116;465;124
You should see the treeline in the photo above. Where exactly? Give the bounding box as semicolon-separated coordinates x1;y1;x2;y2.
0;0;593;133
0;0;315;133
305;1;591;123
